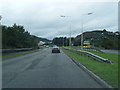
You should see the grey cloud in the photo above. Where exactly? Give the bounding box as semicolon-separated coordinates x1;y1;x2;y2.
1;1;118;40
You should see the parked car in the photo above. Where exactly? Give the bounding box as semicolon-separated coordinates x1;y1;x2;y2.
52;46;60;53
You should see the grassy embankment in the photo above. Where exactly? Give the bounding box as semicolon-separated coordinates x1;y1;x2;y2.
62;47;118;88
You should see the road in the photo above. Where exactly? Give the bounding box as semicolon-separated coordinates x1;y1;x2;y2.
101;50;120;54
3;48;104;88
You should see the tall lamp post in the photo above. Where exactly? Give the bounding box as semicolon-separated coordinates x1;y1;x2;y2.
62;36;64;47
0;15;1;20
60;15;72;48
0;15;2;90
81;12;93;50
0;16;1;20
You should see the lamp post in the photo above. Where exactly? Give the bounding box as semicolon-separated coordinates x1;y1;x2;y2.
0;15;2;25
81;12;93;50
62;36;64;47
0;15;1;19
0;15;2;53
60;15;72;48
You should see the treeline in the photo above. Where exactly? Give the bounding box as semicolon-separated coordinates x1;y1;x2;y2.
52;37;75;46
2;24;40;49
52;30;120;50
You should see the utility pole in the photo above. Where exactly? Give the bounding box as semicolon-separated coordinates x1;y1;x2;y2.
81;12;93;50
61;15;72;48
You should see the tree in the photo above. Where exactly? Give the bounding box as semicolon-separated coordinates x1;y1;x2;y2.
2;24;41;49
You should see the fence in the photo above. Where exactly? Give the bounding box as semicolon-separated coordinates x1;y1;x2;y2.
1;48;34;53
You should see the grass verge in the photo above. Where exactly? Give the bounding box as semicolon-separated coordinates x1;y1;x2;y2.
2;49;39;60
62;48;118;88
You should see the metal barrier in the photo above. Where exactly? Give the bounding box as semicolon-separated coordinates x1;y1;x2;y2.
63;48;114;64
2;48;34;53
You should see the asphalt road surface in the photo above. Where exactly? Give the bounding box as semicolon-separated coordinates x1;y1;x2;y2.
3;48;104;88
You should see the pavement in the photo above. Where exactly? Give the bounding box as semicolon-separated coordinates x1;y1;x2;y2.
3;48;106;88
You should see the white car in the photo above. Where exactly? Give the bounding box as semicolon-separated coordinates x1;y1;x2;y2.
52;46;60;53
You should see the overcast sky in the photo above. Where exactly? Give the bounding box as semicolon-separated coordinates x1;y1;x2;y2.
0;0;119;40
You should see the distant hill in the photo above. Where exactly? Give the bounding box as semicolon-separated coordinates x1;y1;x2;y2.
74;29;119;49
38;37;51;42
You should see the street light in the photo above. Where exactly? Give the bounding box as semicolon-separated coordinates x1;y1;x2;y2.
0;15;2;52
0;15;2;25
0;15;2;30
60;15;72;48
63;36;64;47
81;12;93;50
0;16;1;21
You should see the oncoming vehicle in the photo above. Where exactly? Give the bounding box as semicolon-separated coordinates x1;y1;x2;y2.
52;46;60;53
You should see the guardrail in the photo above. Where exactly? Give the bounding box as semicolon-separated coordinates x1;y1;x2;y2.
63;48;114;64
1;48;34;53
